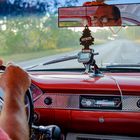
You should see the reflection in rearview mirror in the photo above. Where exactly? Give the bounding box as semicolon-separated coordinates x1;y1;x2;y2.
58;4;140;27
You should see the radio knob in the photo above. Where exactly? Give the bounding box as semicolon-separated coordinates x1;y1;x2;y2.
137;99;140;108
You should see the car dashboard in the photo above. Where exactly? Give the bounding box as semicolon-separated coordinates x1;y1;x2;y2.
29;71;140;139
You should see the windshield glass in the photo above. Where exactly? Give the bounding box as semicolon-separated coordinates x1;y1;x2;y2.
0;0;140;70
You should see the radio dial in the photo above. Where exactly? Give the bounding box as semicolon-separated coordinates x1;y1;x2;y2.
137;99;140;108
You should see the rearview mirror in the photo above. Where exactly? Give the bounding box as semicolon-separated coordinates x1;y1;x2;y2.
58;3;140;27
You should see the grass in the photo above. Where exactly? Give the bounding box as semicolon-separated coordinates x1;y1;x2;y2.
0;48;76;64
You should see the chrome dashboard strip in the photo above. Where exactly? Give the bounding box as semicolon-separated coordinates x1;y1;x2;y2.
34;93;140;112
66;133;140;140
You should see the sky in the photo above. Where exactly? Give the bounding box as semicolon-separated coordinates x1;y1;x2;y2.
106;0;140;4
6;0;140;7
8;0;140;5
79;0;140;5
2;0;140;15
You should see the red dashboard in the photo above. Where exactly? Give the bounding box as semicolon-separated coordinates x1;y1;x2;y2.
30;72;140;136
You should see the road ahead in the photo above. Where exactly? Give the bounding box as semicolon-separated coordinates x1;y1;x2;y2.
18;39;140;69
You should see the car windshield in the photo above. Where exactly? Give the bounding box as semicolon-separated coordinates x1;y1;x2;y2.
0;0;140;70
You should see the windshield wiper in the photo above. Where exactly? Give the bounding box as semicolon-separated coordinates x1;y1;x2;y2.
26;55;78;70
43;55;77;65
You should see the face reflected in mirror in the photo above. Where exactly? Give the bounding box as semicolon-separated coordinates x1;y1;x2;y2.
89;5;122;27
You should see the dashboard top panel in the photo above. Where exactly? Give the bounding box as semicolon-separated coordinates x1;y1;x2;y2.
31;72;140;95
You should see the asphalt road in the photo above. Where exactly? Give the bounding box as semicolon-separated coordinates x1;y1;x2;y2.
18;39;140;70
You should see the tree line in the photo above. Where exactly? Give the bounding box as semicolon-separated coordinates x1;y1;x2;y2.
0;15;80;55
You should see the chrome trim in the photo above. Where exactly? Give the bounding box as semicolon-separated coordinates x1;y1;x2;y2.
122;96;140;111
34;93;140;112
0;98;3;112
66;133;140;140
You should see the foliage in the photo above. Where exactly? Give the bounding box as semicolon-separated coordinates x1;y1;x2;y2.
0;15;80;56
0;0;139;61
0;0;80;16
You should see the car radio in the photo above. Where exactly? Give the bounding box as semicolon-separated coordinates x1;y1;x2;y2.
80;95;122;110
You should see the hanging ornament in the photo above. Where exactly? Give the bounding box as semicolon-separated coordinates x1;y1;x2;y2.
80;25;94;49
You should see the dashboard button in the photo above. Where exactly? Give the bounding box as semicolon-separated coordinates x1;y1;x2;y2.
44;97;52;105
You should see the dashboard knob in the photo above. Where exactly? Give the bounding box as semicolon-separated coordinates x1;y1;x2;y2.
137;99;140;108
44;97;52;105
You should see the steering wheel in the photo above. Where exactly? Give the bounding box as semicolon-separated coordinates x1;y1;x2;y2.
0;65;34;127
